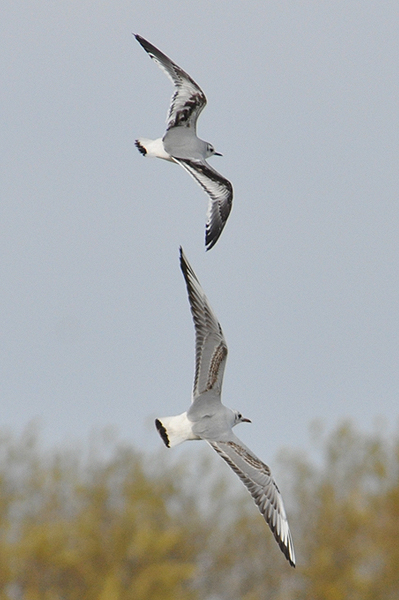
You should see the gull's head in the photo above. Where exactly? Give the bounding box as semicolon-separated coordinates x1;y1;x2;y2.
233;410;252;426
206;142;223;158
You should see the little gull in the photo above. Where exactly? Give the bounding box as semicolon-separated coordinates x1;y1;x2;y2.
155;247;296;567
134;34;233;251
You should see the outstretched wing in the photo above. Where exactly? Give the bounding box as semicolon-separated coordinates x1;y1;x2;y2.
135;34;206;131
174;158;233;250
180;248;227;402
209;434;296;567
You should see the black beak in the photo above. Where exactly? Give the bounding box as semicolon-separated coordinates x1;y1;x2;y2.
214;151;223;156
241;417;251;423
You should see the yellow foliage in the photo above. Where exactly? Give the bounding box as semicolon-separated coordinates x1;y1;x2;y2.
0;422;399;599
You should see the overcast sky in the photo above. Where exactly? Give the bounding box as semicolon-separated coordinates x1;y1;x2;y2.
1;1;398;464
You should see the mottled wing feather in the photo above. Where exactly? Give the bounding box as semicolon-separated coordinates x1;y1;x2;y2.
174;158;233;250
135;35;206;131
179;248;227;400
209;435;296;567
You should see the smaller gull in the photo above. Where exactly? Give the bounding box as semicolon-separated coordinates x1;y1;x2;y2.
155;248;296;567
134;34;233;251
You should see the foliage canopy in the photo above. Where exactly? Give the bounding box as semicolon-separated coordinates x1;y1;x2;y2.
0;421;398;599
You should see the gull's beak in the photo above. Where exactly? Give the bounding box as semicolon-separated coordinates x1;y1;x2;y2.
241;417;251;423
214;151;223;156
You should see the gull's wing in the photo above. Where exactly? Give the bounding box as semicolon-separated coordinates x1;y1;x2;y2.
174;158;233;251
135;34;206;132
209;434;296;567
180;248;227;402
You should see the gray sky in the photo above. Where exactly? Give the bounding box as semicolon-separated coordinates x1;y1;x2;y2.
1;0;398;462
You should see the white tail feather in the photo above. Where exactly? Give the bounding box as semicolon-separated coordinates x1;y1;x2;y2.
135;137;174;161
155;412;199;448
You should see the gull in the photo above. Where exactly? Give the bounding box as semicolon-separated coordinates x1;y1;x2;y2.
155;248;296;567
134;34;233;251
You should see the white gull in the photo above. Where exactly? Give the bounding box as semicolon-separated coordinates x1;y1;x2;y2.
135;34;233;251
155;247;296;567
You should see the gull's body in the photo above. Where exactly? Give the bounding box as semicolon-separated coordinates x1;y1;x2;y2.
135;35;233;251
155;248;296;567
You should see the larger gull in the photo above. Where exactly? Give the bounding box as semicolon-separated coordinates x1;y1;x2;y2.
134;34;233;251
155;247;296;567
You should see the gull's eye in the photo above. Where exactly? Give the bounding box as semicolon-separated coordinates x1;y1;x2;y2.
237;412;242;420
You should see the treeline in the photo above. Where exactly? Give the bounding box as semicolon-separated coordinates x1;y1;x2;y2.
0;421;398;599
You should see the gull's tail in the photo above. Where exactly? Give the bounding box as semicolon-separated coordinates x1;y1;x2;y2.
135;137;174;161
135;139;148;156
155;412;199;448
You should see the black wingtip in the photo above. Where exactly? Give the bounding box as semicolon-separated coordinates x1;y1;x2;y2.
205;240;215;252
179;245;185;268
205;192;233;251
268;521;296;568
277;536;295;568
134;34;156;56
179;245;189;275
179;247;201;292
286;551;296;568
205;227;221;251
134;33;145;47
155;419;170;448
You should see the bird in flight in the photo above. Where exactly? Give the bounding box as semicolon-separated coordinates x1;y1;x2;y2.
135;34;233;251
155;247;296;567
